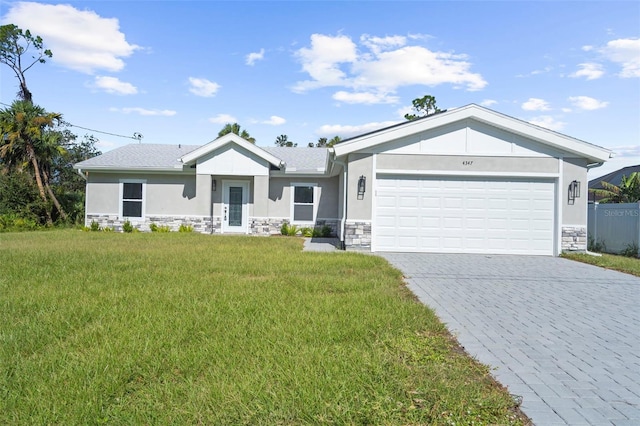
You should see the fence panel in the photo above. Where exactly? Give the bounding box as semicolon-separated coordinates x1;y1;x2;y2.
587;202;640;255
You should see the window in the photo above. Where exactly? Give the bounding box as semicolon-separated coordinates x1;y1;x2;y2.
120;180;145;219
292;184;316;223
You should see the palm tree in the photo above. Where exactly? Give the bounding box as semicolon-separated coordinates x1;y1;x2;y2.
217;123;256;143
0;100;63;224
275;134;296;147
590;172;640;203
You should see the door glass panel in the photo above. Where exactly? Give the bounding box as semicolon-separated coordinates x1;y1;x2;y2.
228;187;243;226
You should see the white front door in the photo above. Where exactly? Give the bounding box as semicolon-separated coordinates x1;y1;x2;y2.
222;180;249;233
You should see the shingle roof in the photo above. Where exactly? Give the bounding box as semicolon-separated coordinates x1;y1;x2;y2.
589;165;640;190
74;143;330;173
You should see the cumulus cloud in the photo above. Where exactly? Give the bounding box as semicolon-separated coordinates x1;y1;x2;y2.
293;33;486;103
570;63;605;80
317;120;400;139
109;107;176;116
332;91;399;104
480;99;497;107
528;115;566;131
522;98;551;111
261;116;286;125
93;76;137;95
3;2;140;74
246;48;265;66
600;38;640;78
188;77;220;97
568;96;609;110
208;114;237;124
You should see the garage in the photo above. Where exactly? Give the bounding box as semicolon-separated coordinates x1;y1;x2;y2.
374;175;555;255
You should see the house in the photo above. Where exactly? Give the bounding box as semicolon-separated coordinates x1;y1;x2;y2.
74;104;612;255
588;164;640;203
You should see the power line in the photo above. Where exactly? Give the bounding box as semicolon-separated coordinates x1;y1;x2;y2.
0;100;143;141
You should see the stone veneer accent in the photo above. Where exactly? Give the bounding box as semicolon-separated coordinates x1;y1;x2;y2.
250;218;340;236
87;214;213;233
344;221;371;250
561;226;587;252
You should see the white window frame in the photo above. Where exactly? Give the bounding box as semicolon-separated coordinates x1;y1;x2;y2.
119;179;146;221
290;183;318;225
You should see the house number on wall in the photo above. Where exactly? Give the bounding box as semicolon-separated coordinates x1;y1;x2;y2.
462;160;474;166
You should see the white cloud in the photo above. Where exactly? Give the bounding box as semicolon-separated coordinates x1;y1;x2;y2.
568;96;609;110
610;144;640;157
582;45;594;52
480;99;497;107
528;115;566;131
93;76;137;95
570;63;605;80
262;115;286;125
317;120;400;139
293;33;486;102
333;91;399;105
600;38;640;78
522;98;551;111
3;2;140;74
188;77;220;97
246;48;265;66
109;107;176;116
208;114;237;124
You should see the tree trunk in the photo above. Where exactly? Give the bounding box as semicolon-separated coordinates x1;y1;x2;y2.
43;171;67;220
27;146;52;225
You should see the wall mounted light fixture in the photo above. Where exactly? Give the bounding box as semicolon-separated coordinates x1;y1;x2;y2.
212;178;217;192
357;175;366;199
568;180;580;204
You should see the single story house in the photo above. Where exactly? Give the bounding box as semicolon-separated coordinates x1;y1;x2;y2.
588;164;640;203
74;104;612;255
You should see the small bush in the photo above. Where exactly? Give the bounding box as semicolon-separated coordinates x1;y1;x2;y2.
280;222;299;236
122;220;134;233
621;242;639;258
301;227;313;237
102;226;114;233
179;224;194;233
321;225;333;237
0;214;40;232
90;220;101;232
149;223;159;232
588;234;606;252
157;225;171;233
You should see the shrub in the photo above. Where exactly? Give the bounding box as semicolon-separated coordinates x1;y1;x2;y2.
149;223;159;232
0;214;39;232
90;220;101;232
621;242;639;258
280;222;299;236
587;234;605;252
157;225;171;233
122;220;134;233
179;224;194;233
321;225;333;237
301;227;313;237
102;226;114;233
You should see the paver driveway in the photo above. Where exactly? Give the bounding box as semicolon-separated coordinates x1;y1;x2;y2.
380;253;640;426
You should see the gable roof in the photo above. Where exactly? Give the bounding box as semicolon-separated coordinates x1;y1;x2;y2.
262;147;329;173
589;164;640;190
74;143;200;171
333;104;612;163
180;133;284;167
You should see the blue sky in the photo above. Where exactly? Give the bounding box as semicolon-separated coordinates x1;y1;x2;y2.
1;1;638;179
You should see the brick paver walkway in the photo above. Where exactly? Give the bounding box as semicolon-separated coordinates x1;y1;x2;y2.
381;253;640;426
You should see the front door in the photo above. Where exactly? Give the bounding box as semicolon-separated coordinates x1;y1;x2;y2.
222;181;249;233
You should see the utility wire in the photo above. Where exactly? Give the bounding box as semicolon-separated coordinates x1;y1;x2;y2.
0;100;143;141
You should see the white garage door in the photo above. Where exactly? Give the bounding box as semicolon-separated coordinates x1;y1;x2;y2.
375;176;555;255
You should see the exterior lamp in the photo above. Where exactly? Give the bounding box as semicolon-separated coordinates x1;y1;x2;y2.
357;175;366;199
568;180;580;204
212;178;217;191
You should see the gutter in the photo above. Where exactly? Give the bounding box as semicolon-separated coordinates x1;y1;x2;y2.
76;168;87;180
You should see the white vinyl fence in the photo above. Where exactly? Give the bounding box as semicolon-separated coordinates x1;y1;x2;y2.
587;202;640;256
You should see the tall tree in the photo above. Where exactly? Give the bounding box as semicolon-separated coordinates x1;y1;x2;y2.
0;100;63;224
217;123;256;143
275;134;296;147
0;24;52;103
310;136;341;148
590;173;640;203
404;95;442;121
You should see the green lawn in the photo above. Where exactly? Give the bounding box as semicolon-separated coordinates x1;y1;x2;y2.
1;231;526;424
562;252;640;277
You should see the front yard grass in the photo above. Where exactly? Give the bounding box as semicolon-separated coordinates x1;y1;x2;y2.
1;231;526;424
562;252;640;277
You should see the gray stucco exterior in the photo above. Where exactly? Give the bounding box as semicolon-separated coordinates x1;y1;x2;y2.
75;105;611;255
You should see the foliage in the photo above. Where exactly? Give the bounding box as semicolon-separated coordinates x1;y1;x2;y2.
587;233;606;252
150;223;171;232
280;222;299;236
275;134;296;147
404;95;442;121
217;122;255;143
178;224;193;233
0;24;52;103
562;252;640;277
0;231;527;424
310;135;342;148
589;172;640;203
320;224;333;237
122;220;134;233
301;226;313;237
0;213;39;232
90;220;101;232
621;242;639;258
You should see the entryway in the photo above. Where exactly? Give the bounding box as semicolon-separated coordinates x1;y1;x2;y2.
221;180;249;233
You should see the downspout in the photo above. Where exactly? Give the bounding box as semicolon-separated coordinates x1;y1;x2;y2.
585;161;605;256
332;155;348;250
76;168;88;226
